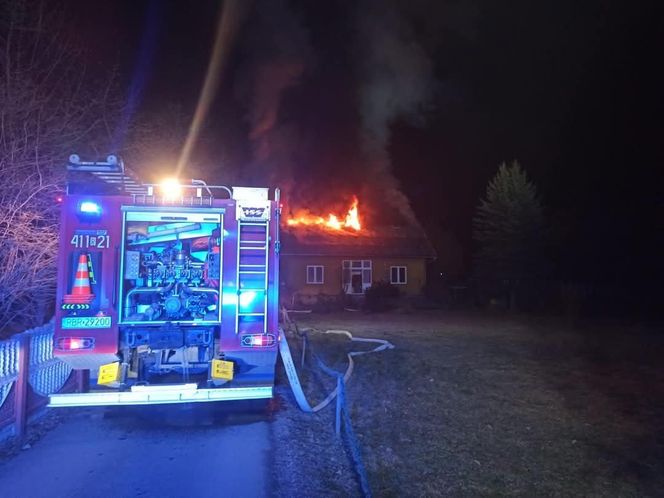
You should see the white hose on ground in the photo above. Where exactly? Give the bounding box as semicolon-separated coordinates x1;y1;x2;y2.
279;310;395;413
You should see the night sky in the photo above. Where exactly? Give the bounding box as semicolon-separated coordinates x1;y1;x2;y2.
66;0;662;287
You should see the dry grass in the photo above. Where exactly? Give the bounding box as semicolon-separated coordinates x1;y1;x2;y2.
273;311;664;497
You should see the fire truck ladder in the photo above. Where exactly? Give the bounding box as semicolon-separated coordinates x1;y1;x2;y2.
66;154;146;195
236;220;269;335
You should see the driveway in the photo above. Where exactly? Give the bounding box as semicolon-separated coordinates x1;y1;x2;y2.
0;403;272;498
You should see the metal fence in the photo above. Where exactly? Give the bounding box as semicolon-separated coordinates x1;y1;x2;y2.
0;320;78;439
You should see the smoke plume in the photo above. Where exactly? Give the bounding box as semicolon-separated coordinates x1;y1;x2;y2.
354;0;435;224
233;0;436;228
234;0;311;189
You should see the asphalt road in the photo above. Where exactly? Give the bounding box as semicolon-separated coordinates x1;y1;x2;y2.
0;404;272;498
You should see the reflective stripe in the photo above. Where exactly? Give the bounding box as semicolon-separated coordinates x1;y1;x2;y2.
48;385;272;407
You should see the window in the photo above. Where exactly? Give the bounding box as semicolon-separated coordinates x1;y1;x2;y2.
306;265;324;284
390;266;407;285
342;260;372;294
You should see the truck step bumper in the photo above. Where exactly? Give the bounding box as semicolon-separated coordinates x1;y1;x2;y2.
48;384;273;407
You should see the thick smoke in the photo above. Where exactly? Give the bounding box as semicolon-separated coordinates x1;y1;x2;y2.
234;0;435;228
234;0;311;190
354;0;435;224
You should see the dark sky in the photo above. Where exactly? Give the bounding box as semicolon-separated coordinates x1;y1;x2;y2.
66;0;662;282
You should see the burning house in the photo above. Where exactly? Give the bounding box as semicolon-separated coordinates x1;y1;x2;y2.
280;197;436;306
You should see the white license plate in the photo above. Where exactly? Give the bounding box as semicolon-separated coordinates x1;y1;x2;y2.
61;316;111;329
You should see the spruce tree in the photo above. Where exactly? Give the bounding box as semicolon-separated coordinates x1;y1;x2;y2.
473;161;545;309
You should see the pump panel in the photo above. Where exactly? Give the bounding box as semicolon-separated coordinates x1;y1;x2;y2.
119;208;224;325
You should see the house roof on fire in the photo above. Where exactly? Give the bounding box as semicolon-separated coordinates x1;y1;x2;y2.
280;225;436;259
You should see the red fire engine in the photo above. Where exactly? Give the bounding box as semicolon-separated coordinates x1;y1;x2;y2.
49;155;281;406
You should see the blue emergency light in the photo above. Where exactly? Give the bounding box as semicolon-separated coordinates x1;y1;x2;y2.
79;201;101;214
76;200;103;222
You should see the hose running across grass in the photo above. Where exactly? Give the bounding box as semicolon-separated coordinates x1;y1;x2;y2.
279;310;394;412
279;309;394;497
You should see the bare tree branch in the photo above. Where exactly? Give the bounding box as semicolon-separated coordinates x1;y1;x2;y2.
0;0;122;335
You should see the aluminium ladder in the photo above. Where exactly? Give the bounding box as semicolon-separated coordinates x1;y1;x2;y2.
235;220;269;335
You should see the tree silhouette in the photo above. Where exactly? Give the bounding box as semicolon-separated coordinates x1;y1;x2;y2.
473;161;545;309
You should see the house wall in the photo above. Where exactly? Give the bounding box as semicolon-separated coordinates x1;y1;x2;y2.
280;256;427;301
373;258;427;294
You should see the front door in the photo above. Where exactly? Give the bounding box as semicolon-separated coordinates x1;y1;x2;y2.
342;260;372;294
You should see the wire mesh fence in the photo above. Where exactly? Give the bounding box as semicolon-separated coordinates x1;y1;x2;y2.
0;320;76;439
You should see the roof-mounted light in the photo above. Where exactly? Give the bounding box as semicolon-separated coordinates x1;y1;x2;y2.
160;178;182;200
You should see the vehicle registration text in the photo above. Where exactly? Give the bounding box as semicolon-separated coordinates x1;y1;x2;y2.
61;316;111;329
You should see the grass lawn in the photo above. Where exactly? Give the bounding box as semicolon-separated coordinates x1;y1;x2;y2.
275;311;664;496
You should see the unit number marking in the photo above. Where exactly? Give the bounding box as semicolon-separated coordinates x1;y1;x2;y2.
71;234;110;249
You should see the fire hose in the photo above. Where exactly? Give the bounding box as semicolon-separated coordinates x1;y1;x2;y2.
279;312;394;497
279;328;394;413
278;309;394;413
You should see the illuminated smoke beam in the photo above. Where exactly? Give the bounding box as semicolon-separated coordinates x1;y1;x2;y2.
176;0;250;176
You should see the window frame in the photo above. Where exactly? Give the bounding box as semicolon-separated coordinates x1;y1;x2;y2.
306;265;325;284
342;260;372;294
390;265;408;285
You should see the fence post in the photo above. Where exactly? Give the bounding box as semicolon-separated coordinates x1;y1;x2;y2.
14;334;30;440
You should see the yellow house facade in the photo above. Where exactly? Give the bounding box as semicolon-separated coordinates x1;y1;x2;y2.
280;226;435;305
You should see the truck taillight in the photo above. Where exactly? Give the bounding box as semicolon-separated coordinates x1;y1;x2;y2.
56;337;95;351
241;334;275;348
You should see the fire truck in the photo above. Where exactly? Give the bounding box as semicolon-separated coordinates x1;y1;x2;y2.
49;155;281;406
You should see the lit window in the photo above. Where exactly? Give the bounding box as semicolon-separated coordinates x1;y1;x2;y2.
390;266;407;285
342;260;372;294
306;265;324;284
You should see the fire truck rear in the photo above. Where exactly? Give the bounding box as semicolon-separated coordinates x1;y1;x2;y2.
49;155;280;406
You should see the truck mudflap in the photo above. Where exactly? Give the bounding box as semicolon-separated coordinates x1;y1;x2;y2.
48;384;273;407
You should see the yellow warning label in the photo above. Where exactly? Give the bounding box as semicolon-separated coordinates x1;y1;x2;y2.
98;362;121;386
211;359;234;380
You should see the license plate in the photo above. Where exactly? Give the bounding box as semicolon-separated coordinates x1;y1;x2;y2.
62;316;111;329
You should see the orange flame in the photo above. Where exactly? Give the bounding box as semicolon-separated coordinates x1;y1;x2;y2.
287;196;362;232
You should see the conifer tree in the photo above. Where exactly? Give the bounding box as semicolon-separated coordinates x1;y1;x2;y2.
473;161;545;308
